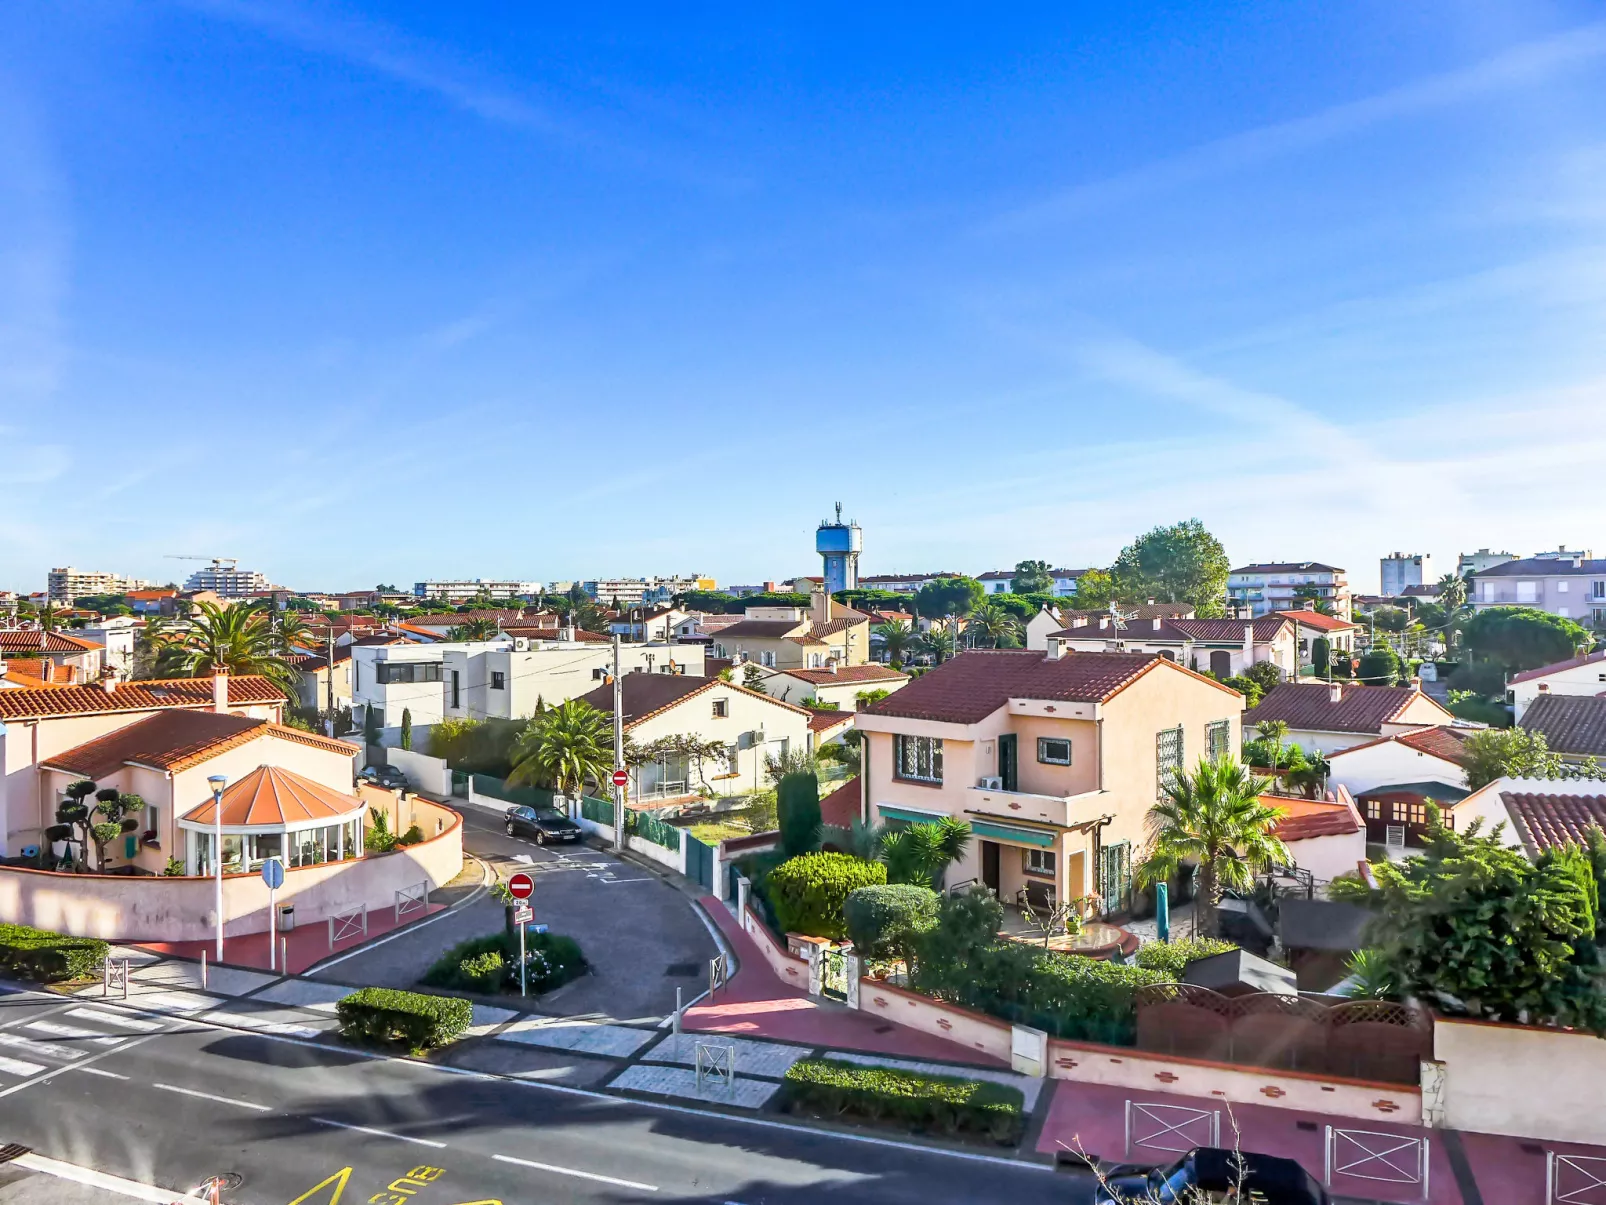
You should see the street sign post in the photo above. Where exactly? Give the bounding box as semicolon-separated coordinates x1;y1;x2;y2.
610;768;629;788
513;902;534;996
507;871;535;900
261;857;286;971
512;902;534;925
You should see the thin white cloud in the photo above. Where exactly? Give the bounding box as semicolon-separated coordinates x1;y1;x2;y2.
0;76;70;400
986;20;1606;234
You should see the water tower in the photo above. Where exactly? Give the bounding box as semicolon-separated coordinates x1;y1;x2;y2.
816;502;862;595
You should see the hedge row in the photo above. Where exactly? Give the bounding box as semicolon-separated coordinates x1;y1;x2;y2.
335;987;472;1051
766;852;886;940
1131;936;1238;979
781;1058;1024;1145
0;923;108;982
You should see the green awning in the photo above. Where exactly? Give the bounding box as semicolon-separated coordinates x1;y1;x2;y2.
877;805;949;825
968;820;1056;848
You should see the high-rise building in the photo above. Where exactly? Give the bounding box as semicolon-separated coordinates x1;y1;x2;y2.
47;567;155;603
816;503;862;595
1380;553;1431;598
182;558;272;597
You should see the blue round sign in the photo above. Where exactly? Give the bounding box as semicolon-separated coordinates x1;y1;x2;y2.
261;858;285;890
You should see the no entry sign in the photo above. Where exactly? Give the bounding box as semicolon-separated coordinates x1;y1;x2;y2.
611;768;630;787
507;871;535;900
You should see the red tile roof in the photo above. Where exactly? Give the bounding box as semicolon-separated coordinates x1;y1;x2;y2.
1057;603;1195;624
1509;648;1606;685
1272;609;1359;633
808;709;854;733
400;609;534;627
1519;695;1606;758
181;765;365;827
0;676;285;722
864;649;1213;725
1392;725;1473;764
575;674;811;730
1243;683;1436;735
1265;795;1362;841
1499;789;1606;854
773;665;908;686
716;619;806;639
819;777;862;829
0;630;104;654
0;658;75;687
40;711;358;780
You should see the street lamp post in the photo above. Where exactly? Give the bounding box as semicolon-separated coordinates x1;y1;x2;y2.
207;774;227;961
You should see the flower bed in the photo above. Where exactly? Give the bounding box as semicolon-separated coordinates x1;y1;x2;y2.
420;930;586;996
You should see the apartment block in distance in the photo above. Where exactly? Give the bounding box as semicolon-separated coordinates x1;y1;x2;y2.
1227;562;1351;620
181;558;272;597
1471;554;1606;626
1380;553;1431;598
412;579;543;604
47;567;155;603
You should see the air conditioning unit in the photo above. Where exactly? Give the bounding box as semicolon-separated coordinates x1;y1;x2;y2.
513;637;528;651
979;776;1004;791
1385;824;1406;850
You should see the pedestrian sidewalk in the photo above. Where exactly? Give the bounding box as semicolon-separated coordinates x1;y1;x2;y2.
683;895;1007;1066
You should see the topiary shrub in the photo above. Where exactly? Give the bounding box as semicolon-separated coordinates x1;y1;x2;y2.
767;852;886;939
0;924;108;982
335;987;472;1051
781;1057;1024;1144
844;883;940;962
1132;936;1238;979
777;771;822;857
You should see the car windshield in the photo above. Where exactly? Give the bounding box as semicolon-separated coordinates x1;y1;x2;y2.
535;810;569;822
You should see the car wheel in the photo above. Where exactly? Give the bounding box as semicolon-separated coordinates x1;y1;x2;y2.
534;831;546;845
505;822;515;836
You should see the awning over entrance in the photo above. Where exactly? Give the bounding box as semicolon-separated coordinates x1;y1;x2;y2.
877;804;950;825
967;819;1056;848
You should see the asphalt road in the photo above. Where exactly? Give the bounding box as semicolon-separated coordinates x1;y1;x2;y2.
0;986;1089;1205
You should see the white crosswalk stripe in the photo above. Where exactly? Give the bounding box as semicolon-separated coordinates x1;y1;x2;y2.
0;1032;81;1061
24;1021;122;1045
66;1007;161;1031
0;1056;46;1077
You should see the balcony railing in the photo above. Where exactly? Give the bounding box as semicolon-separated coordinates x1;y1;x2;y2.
964;783;1105;830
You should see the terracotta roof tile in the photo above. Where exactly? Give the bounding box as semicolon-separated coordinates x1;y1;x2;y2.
808;710;854;733
1266;795;1362;841
864;649;1184;725
1519;694;1606;757
1392;725;1473;764
0;630;104;654
774;665;907;685
181;765;365;827
1057;603;1195;623
1272;609;1359;633
0;658;75;687
716;620;806;639
42;711;269;779
1509;648;1606;685
575;674;810;729
819;777;861;830
0;676;285;722
1244;683;1433;735
1499;789;1606;853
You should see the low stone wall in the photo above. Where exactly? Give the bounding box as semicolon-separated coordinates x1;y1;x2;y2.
856;978;1016;1065
740;905;810;990
382;748;451;797
626;833;685;874
1435;1015;1606;1143
0;798;464;942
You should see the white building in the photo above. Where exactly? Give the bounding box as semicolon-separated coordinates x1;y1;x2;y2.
1326;727;1471;798
73;616;138;676
182;559;271;597
1049;568;1091;597
47;567;155;603
1227;562;1351;620
1508;649;1606;723
1457;548;1516;576
412;580;542;604
1380;553;1431;598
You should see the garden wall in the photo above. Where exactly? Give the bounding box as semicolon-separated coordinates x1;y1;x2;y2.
856;978;1015;1065
0;798;463;942
1434;1016;1606;1144
739;904;810;989
382;748;451;797
627;832;684;874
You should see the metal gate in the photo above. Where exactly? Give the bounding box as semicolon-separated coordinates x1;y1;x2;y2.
820;944;848;1002
685;834;714;891
1324;1126;1430;1201
1124;1100;1219;1157
1549;1152;1606;1204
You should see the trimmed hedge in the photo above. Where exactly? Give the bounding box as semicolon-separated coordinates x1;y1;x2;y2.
1132;936;1238;979
335;987;472;1051
0;923;108;982
767;852;887;940
844;883;939;959
782;1058;1024;1145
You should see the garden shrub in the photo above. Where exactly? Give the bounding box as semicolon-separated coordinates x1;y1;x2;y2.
421;931;587;995
767;852;886;939
782;1057;1024;1145
1132;936;1238;979
0;924;108;982
844;883;940;961
398;824;426;846
335;987;472;1050
777;771;822;857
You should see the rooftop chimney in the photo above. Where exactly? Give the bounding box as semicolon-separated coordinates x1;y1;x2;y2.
101;666;119;694
1152;618;1163;631
1327;681;1343;703
213;670;229;713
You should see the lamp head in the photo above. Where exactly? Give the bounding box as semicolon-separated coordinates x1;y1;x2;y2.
207;774;227;794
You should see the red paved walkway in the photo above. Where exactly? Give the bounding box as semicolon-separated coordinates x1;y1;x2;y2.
137;902;446;976
686;897;1005;1066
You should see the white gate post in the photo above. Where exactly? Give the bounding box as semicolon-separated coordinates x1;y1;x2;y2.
844;951;862;1010
806;942;823;996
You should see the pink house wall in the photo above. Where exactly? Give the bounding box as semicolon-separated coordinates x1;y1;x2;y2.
855;978;1015;1065
0;798;463;941
739;905;810;989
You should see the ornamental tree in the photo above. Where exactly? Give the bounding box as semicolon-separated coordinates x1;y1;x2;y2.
1463;607;1589;673
1109;519;1230;616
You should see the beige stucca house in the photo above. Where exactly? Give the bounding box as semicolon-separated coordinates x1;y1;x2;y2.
855;647;1245;916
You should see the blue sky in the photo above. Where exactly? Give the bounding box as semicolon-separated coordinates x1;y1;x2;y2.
3;3;1604;594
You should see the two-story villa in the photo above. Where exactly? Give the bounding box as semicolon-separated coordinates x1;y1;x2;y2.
855;648;1244;918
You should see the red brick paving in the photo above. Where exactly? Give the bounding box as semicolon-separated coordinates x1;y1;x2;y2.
136;902;447;976
686;896;1005;1066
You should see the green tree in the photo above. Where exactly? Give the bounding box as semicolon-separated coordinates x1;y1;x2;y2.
1255;720;1290;777
508;700;613;795
1291;585;1335;615
914;576;984;621
1437;573;1468;614
1068;568;1115;609
1010;559;1053;595
677;590;739;613
777;770;822;858
964;601;1023;649
1241;660;1283;695
1464;607;1589;673
1109;519;1230;616
1366;605;1411;633
1367;814;1606;1030
918;622;956;664
1463;727;1562;789
399;708;413;752
1356;646;1402;685
741;663;768;693
1139;758;1286;938
766;852;887;939
855;688;891;709
448;617;501;641
879;818;972;890
844;883;940;966
48;780;100;871
874;618;916;669
1312;636;1331;677
150;600;298;695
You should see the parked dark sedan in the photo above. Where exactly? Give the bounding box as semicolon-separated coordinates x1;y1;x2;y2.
1095;1147;1330;1204
505;806;584;845
356;764;409;791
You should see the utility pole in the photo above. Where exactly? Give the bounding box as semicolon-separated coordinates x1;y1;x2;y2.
612;634;625;854
325;630;336;737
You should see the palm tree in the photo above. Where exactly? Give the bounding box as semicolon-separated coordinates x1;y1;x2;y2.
508;699;614;795
875;619;916;669
272;609;311;656
819;816;888;860
448;617;501;641
919;622;956;665
1255;719;1289;778
150;601;298;695
881;818;972;889
1436;573;1467;614
965;602;1023;649
1139;758;1287;938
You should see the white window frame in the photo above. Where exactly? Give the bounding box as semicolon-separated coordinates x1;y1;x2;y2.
712;698;729;718
1023;847;1055;878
